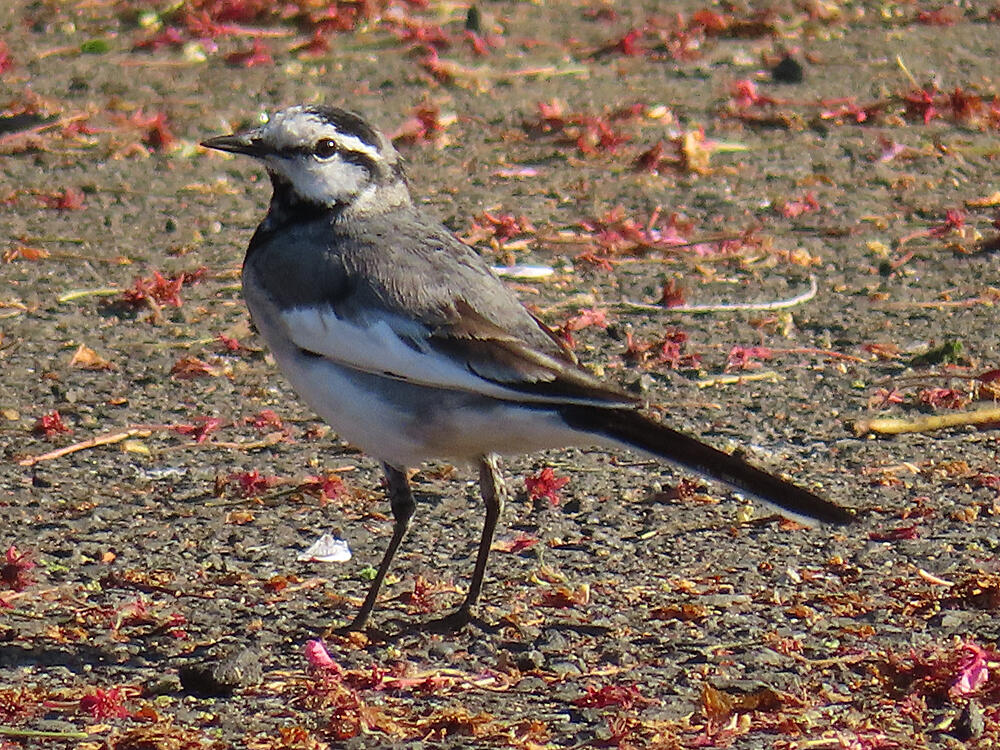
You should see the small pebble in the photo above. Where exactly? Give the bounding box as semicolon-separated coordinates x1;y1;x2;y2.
465;5;481;33
179;646;263;697
549;659;582;677
772;55;804;83
952;700;985;740
515;650;545;671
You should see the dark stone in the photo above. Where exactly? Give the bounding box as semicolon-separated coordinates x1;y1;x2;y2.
178;647;263;698
465;6;481;33
951;700;985;741
772;55;804;84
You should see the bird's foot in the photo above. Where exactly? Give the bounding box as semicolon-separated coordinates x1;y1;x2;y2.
422;606;497;633
327;610;383;639
422;609;471;633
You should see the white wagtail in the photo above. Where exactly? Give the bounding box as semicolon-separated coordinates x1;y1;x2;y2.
201;105;853;631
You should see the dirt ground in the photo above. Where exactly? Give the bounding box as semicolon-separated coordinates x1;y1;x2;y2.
2;1;1000;748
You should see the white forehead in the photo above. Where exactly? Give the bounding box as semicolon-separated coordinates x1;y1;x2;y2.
257;107;391;167
259;107;338;148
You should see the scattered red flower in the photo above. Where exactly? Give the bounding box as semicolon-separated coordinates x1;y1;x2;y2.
539;585;589;608
917;7;959;26
661;330;701;370
624;329;701;370
463;29;501;56
225;39;273;67
492;533;539;554
217;333;243;351
133;26;186;51
918;387;969;409
898;208;969;249
80;688;128;720
386;15;451;49
725;345;774;371
525;467;570;505
403;575;436;613
163;611;189;639
37;187;85;211
171;416;224;443
778;191;820;219
573;683;654;710
1;546;36;593
691;9;731;33
578;205;693;259
868;525;920;541
170;356;224;379
558;307;607;348
876;639;1000;704
299;473;347;501
391;104;455;146
633;140;671;173
121;267;206;309
660;278;687;308
249;409;284;432
730;79;779;110
949;87;983;122
524;100;641;156
611;28;643;56
564;308;608;332
655;478;703;501
226;470;281;498
126;109;176;151
33;410;71;438
951;641;990;696
593;13;724;62
465;210;534;246
819;97;884;125
0;40;14;74
928;209;966;237
903;88;940;125
869;387;905;409
305;639;343;674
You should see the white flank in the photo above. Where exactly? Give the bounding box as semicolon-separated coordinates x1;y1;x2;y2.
282;306;604;404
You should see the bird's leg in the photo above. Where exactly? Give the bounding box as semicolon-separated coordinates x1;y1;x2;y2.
436;453;506;630
343;463;414;631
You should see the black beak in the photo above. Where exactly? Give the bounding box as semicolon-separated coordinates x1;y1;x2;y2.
200;131;266;157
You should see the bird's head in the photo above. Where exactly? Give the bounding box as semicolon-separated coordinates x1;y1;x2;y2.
202;105;410;215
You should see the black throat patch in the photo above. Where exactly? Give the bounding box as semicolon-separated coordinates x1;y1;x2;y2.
244;173;340;259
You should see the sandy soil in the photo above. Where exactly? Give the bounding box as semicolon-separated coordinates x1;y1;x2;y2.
2;1;1000;747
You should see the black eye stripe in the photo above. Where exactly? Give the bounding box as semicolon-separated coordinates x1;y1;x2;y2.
301;106;381;150
338;149;380;176
271;145;381;178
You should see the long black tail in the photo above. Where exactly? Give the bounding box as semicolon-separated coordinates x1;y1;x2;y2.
560;405;853;526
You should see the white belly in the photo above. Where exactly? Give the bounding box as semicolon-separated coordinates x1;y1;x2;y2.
244;284;584;468
274;347;583;466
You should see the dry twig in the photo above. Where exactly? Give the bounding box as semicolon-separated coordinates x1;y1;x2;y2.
19;428;153;467
853;406;1000;436
621;275;818;314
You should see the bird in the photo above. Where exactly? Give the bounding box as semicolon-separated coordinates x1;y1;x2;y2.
201;105;853;632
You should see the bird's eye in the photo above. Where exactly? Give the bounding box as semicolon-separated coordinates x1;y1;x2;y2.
314;138;339;158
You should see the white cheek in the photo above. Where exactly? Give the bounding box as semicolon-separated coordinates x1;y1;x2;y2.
265;156;368;204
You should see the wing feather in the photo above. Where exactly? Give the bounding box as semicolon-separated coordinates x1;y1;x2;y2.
247;209;637;407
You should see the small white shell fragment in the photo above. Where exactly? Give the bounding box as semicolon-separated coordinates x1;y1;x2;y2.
297;533;352;563
492;264;554;279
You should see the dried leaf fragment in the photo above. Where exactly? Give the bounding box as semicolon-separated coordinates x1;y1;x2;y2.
69;344;115;370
